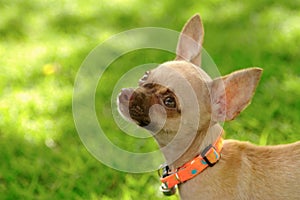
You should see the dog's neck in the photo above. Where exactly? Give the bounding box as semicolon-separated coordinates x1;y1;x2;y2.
155;123;223;170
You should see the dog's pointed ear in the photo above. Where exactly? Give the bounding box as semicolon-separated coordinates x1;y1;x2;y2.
210;68;263;122
175;14;204;66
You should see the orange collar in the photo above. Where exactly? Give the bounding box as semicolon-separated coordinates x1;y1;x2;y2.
159;134;224;195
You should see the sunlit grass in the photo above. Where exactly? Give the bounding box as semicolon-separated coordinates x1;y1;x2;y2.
0;0;299;199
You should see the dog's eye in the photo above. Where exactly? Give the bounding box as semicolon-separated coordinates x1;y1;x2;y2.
163;97;176;108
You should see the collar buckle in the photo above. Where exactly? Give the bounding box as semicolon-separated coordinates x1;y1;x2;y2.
201;144;221;167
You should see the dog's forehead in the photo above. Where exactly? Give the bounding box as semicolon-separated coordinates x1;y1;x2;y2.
146;61;212;89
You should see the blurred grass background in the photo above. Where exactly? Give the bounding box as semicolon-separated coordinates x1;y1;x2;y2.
0;0;300;199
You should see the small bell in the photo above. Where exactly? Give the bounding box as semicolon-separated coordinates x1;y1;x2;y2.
158;164;177;196
160;183;177;196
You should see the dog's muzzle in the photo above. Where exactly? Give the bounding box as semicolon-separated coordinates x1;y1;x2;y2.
118;88;151;127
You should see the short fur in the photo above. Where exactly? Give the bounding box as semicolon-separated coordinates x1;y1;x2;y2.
118;14;300;200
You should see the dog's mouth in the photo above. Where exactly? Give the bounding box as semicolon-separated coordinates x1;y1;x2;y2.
118;88;151;127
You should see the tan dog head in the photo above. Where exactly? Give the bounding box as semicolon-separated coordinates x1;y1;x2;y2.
118;14;262;152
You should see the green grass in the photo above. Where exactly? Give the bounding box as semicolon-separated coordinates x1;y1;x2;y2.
1;0;300;199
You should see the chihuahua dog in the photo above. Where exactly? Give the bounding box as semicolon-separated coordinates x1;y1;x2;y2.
118;14;300;199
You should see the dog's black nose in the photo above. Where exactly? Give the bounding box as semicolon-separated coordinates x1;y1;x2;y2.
139;120;150;127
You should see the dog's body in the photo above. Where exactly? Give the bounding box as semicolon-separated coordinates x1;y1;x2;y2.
118;14;300;199
180;139;300;199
